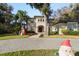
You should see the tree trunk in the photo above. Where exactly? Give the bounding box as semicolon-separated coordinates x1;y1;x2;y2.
44;15;50;36
48;18;50;36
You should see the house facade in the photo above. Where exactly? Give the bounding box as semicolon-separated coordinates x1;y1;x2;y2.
51;22;79;35
28;16;48;35
51;23;67;35
28;16;79;35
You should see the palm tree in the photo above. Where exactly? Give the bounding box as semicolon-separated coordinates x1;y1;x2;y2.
27;3;52;35
15;10;29;31
16;10;29;22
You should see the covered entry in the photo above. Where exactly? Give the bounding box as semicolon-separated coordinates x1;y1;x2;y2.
38;25;44;32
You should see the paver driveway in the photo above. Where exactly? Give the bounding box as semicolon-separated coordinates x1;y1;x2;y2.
0;38;79;53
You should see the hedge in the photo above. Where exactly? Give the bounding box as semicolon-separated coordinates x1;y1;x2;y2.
61;29;69;35
62;29;79;35
50;31;58;35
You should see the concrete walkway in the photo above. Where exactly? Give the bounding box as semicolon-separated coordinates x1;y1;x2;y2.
28;33;43;38
28;35;39;38
0;38;79;53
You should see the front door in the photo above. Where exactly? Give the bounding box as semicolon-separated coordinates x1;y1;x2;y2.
38;25;44;32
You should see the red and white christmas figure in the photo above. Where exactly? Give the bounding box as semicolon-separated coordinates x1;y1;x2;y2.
58;39;74;56
20;27;26;35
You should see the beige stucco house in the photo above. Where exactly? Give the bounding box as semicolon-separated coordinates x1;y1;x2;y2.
28;16;48;35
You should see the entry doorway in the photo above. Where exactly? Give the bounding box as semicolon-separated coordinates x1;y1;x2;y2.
38;25;44;32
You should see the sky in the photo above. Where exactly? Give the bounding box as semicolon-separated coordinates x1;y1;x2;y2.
8;3;71;17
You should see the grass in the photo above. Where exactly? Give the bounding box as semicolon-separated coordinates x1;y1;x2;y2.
0;35;29;40
49;35;79;39
0;34;79;40
0;49;58;56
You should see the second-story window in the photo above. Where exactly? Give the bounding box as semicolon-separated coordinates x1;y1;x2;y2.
40;19;42;22
38;19;39;22
43;19;44;22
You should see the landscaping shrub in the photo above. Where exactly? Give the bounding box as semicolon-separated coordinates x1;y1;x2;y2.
69;30;79;35
50;31;58;35
27;31;37;36
62;29;79;35
61;29;69;35
75;51;79;56
0;24;12;34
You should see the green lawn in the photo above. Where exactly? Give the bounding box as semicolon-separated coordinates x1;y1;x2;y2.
0;35;29;40
0;49;58;56
49;35;79;39
0;34;79;40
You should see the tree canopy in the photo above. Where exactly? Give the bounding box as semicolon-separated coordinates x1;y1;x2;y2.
0;3;79;34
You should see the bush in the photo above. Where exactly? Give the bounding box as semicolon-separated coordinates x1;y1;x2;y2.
61;29;69;35
75;51;79;56
0;23;13;34
27;31;37;36
50;31;58;35
62;29;79;35
69;30;79;35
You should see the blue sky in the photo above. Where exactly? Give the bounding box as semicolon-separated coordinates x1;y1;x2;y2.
8;3;71;17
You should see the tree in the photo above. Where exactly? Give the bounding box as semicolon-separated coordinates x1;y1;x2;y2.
27;3;52;35
55;5;75;23
60;4;79;22
0;3;13;25
12;10;29;34
53;3;79;27
0;3;13;34
15;10;29;23
70;4;79;21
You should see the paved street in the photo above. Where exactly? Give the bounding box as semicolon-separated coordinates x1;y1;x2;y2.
0;38;79;53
